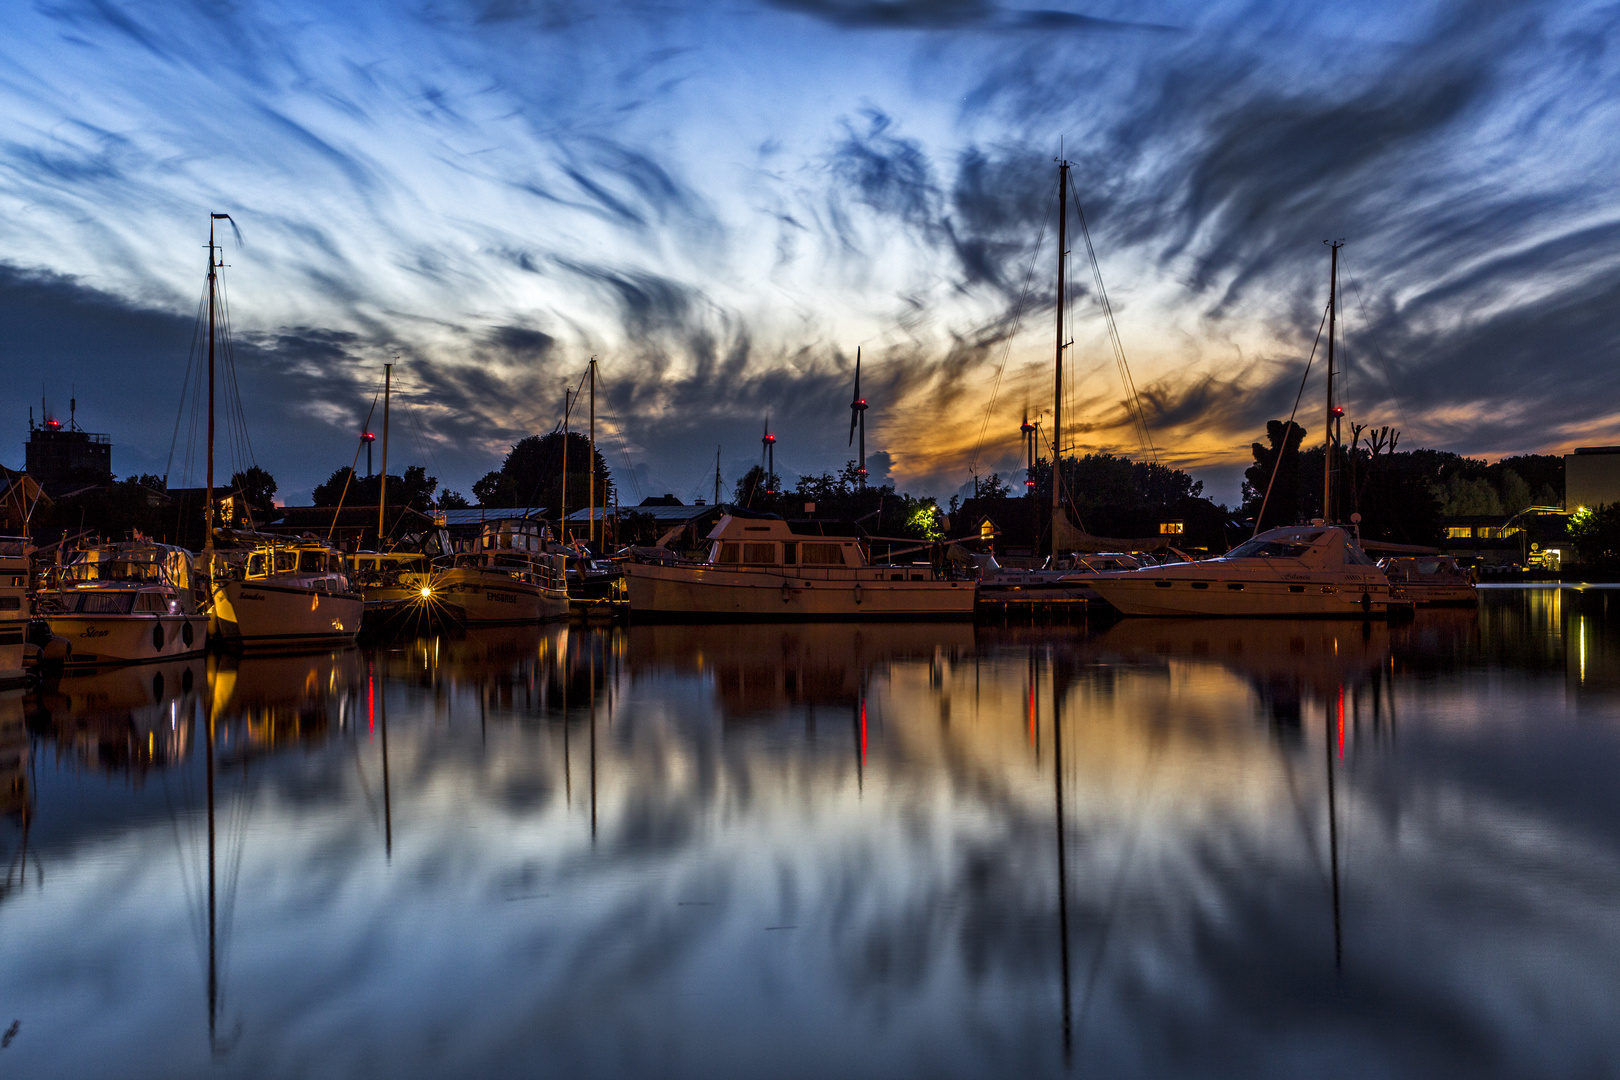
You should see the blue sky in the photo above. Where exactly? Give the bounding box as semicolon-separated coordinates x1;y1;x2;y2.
3;0;1618;506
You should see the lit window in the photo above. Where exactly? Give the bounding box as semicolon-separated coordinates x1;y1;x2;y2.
979;520;995;541
1159;521;1184;535
1445;527;1473;539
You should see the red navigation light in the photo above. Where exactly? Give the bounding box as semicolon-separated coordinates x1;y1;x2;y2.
1025;480;1036;488
856;399;867;408
1330;406;1344;417
764;434;776;444
45;418;60;429
360;432;376;442
1021;422;1035;434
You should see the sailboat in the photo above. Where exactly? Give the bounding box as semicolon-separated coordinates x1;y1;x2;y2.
194;214;363;647
1082;242;1404;618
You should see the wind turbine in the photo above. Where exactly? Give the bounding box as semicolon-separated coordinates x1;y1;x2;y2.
762;416;777;495
1021;410;1037;494
848;347;868;489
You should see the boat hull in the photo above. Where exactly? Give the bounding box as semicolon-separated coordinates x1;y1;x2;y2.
1085;576;1399;617
0;617;23;687
624;563;976;620
432;568;569;623
48;613;209;665
211;580;363;648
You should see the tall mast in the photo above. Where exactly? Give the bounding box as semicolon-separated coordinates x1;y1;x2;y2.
1323;241;1342;523
588;358;596;549
205;216;219;564
1052;160;1069;559
561;389;571;540
714;445;722;507
377;362;392;546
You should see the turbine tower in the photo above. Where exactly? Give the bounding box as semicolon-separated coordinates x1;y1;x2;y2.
848;347;868;489
762;417;777;495
1021;411;1037;494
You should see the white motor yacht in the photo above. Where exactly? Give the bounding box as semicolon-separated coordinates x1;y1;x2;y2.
1380;556;1478;606
429;519;569;624
1079;524;1403;617
623;513;976;619
40;542;210;665
0;537;29;686
210;537;363;648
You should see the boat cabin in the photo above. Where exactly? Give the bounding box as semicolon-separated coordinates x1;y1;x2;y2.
1219;525;1380;568
243;545;347;579
705;515;867;569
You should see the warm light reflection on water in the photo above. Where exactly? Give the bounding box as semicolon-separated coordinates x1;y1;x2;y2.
3;590;1620;1078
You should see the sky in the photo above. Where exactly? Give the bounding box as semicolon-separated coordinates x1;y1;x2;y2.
2;0;1618;507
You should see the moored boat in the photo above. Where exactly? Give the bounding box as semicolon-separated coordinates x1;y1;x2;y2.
1380;555;1478;606
39;542;209;665
623;513;975;620
1079;524;1401;617
428;519;569;624
209;536;363;648
0;537;29;685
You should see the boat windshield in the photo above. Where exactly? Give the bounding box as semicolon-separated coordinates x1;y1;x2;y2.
71;591;136;614
1225;537;1314;559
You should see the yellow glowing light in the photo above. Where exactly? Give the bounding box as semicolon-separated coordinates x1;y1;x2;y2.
420;586;433;597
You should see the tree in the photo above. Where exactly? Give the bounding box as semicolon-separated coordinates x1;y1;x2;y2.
229;466;277;514
478;432;610;511
437;490;471;509
1241;421;1307;529
311;464;437;511
1568;504;1620;571
733;465;782;511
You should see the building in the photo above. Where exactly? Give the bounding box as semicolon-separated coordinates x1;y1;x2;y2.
1565;446;1620;510
25;406;111;494
1438;509;1573;570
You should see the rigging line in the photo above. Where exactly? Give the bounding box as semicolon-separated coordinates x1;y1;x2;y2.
1037;420;1089;533
1068;173;1156;463
397;380;448;497
166;288;209;484
1253;299;1331;537
326;391;382;540
1340;255;1414;438
587;366;647;504
966;187;1056;480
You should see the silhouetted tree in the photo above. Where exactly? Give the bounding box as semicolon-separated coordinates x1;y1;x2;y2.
312;464;437;511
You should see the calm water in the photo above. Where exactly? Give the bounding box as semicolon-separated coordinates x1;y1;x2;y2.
3;590;1619;1078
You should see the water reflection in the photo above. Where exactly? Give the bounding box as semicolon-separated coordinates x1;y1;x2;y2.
0;595;1617;1078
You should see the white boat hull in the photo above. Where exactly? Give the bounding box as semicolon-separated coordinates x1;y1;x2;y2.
1086;576;1398;617
624;563;976;619
432;568;569;623
212;580;363;647
48;613;209;665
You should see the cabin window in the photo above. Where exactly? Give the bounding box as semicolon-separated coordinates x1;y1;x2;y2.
76;592;135;614
1288;585;1305;593
742;543;776;564
719;543;741;564
274;551;298;573
1227;583;1245;591
135;593;168;612
299;551;327;573
1225;538;1310;559
802;543;842;566
247;554;268;577
329;553;345;573
1154;580;1173;589
1190;581;1209;590
782;543;796;565
1343;545;1378;567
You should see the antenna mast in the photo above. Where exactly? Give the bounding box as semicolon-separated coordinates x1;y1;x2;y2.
378;362;392;545
588;358;597;550
1323;241;1343;523
1052;159;1070;559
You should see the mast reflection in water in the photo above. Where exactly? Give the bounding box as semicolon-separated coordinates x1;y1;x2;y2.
2;592;1620;1078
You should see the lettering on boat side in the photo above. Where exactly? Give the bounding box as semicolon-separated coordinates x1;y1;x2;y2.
81;627;110;638
487;592;517;603
240;592;266;601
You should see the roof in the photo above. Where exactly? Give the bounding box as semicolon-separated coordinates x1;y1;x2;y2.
441;506;547;526
573;503;718;523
